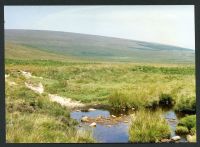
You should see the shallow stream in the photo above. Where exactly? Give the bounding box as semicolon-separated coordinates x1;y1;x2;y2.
70;108;187;143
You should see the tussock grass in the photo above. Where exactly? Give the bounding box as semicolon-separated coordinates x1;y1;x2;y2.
129;110;171;143
176;114;196;138
175;126;189;135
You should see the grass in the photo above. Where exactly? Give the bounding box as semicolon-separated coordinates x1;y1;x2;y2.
5;59;195;112
177;115;196;130
176;115;197;142
175;126;189;135
5;72;95;143
187;135;196;142
129;110;171;143
5;30;195;63
5;31;196;143
176;115;196;137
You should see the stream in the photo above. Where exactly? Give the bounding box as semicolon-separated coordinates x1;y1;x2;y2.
70;108;187;143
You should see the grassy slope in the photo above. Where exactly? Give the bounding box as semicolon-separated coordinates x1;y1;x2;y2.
5;29;195;64
5;42;80;62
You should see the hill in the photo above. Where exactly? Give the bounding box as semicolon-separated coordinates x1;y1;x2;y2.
5;29;195;63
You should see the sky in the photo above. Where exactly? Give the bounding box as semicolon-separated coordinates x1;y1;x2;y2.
4;6;195;49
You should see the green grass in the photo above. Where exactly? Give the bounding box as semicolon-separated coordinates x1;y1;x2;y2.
177;115;196;130
5;72;95;143
129;110;171;143
5;59;195;112
5;30;196;143
175;126;189;135
176;115;196;137
5;29;195;63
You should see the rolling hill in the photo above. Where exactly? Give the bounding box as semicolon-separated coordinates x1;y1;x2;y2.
5;29;195;63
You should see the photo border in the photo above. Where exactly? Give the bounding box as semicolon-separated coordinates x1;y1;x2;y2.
0;0;199;147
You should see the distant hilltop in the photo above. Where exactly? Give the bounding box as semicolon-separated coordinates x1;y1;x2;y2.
5;29;195;63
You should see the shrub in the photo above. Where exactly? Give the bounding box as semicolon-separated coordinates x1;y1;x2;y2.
129;110;170;143
175;126;189;135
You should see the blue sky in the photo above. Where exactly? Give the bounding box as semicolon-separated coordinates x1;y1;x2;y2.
5;6;195;49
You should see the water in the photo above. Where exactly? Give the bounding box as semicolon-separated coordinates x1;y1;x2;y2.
70;109;187;143
163;110;187;142
71;109;130;143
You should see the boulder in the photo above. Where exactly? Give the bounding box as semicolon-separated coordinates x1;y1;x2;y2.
111;115;116;118
171;136;181;141
81;116;89;122
89;122;96;127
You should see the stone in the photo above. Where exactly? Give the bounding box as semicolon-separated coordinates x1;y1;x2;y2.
89;122;96;127
76;110;81;112
124;121;128;123
88;108;96;111
111;115;116;118
81;116;89;122
107;125;112;128
96;115;103;119
132;108;135;110
171;136;181;141
161;139;171;143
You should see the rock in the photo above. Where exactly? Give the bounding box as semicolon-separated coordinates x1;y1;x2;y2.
88;108;96;111
81;116;89;122
89;122;96;127
171;136;181;141
131;108;135;110
107;125;112;128
96;115;103;119
124;121;128;123
111;115;116;118
120;114;123;116
76;110;81;112
160;139;171;143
